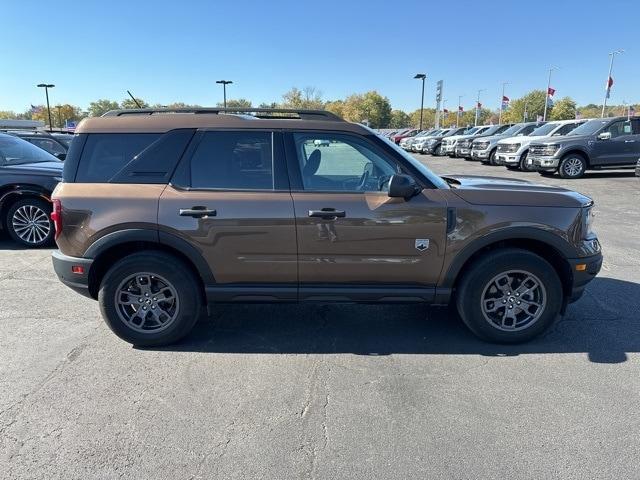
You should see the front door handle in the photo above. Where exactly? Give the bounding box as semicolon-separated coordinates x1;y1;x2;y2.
179;206;217;218
308;208;346;219
624;140;636;143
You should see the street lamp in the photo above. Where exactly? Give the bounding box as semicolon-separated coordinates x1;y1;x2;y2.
216;80;233;109
498;82;509;125
602;49;624;118
36;83;55;132
414;74;426;130
542;66;559;121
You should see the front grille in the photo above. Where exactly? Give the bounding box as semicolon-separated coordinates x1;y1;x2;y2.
473;141;490;149
530;144;557;156
497;143;519;153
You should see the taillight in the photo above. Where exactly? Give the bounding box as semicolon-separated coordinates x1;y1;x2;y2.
51;199;62;240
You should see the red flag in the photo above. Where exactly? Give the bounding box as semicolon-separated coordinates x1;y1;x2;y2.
502;95;510;103
547;87;556;97
443;108;449;114
458;105;464;112
476;102;482;109
607;76;614;89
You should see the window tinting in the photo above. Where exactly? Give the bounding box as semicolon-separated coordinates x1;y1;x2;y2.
29;138;66;155
75;133;160;182
190;131;273;190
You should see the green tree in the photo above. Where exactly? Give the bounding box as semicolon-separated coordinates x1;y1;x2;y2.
88;99;120;117
550;97;577;120
409;108;436;128
0;110;18;119
281;86;324;109
502;90;547;123
341;91;392;128
325;100;345;119
216;98;252;108
121;97;149;109
258;102;279;109
390;109;411;128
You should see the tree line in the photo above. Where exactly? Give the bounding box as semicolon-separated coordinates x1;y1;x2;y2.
0;87;636;129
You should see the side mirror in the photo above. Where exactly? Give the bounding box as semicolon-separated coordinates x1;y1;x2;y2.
597;131;611;141
54;152;66;160
388;174;419;199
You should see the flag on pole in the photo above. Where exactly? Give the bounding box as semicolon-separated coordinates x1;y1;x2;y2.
630;105;636;116
30;104;43;114
605;76;614;99
501;95;510;110
458;106;464;112
547;87;556;97
476;102;482;109
443;108;449;114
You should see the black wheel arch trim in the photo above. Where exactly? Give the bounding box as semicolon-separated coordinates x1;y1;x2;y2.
83;228;215;285
441;227;576;289
0;185;52;212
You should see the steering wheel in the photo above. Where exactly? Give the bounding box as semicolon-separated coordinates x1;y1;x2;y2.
356;170;370;191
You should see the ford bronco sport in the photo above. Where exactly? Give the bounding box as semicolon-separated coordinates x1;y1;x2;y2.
51;108;602;346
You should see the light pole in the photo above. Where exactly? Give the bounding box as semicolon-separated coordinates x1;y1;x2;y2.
414;74;426;130
216;80;233;109
498;82;509;125
602;49;624;118
542;66;559;121
523;99;529;122
456;95;464;128
475;89;485;126
441;99;447;127
36;83;55;132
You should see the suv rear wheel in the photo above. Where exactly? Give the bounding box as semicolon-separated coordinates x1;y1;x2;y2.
456;248;562;343
5;198;54;248
558;154;587;179
98;252;202;346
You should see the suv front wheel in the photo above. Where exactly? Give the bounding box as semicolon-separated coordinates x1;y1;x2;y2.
456;248;562;343
98;252;203;346
558;154;587;179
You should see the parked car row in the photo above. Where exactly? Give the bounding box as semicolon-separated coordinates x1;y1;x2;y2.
388;115;640;179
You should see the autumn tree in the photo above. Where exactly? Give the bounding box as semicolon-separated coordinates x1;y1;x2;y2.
121;97;149;109
390;109;411;128
341;91;392;128
550;97;577;120
88;99;120;117
501;90;547;123
217;98;252;108
281;86;324;109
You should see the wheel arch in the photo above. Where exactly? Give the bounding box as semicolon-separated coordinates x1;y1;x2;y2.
0;185;52;223
443;229;575;300
561;149;590;166
85;229;214;301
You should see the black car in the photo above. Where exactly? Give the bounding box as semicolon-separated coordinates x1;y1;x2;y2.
2;130;69;159
0;133;62;247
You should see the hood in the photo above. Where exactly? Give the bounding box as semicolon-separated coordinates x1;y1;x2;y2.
443;174;592;208
531;134;591;146
2;160;63;176
474;133;511;143
499;135;541;145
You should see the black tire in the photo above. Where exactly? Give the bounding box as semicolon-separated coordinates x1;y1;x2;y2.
5;197;54;248
488;149;498;166
435;144;443;156
538;171;555;177
519;150;535;172
558;154;587;179
99;252;203;347
455;248;562;343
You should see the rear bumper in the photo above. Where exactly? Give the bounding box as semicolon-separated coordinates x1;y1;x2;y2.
567;253;603;303
52;250;94;299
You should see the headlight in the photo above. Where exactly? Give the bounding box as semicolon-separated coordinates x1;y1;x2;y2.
582;207;595;238
541;144;560;156
473;141;489;149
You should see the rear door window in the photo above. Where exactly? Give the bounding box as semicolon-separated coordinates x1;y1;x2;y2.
189;131;274;190
75;133;160;182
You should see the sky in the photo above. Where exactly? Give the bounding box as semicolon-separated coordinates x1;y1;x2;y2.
1;0;639;114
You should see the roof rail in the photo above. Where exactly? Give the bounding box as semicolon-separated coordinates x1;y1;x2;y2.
102;107;343;121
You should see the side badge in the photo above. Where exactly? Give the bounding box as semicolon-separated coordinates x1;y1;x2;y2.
415;239;429;252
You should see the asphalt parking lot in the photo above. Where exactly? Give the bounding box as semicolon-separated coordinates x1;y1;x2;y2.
1;156;639;479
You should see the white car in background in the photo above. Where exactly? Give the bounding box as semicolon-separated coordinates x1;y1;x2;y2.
495;119;588;171
441;125;491;157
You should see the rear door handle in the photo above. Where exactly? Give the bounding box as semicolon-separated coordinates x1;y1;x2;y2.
179;206;217;218
624;140;636;143
308;208;346;219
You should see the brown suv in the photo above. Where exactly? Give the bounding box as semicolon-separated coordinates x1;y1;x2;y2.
51;108;602;346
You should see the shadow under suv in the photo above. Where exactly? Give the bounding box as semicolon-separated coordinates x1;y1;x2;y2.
52;108;602;347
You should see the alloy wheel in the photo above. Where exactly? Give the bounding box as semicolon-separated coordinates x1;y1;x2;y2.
11;204;51;245
114;273;180;333
480;270;547;332
563;157;584;177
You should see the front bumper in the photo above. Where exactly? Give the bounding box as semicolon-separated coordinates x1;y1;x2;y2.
52;250;94;299
456;147;471;157
567;252;603;303
531;155;561;171
496;152;521;166
471;149;490;160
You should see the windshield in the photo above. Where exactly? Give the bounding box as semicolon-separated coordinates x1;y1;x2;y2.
0;134;60;165
375;133;449;189
52;135;73;147
567;119;610;136
464;127;480;135
499;124;525;136
530;123;560;136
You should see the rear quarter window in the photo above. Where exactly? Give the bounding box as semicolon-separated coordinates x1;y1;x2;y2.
75;133;160;182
